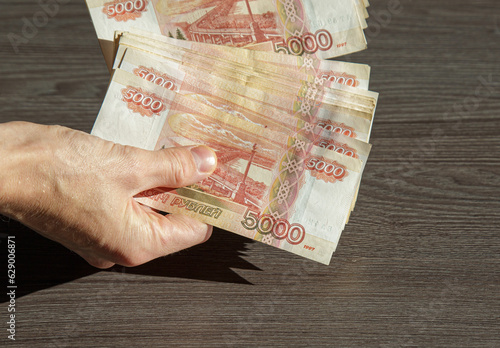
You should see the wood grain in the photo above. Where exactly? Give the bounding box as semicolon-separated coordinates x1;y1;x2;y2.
0;0;499;347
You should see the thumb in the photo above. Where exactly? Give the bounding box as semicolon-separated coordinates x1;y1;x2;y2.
135;145;217;192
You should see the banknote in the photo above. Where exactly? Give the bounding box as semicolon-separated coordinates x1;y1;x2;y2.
113;38;376;209
109;35;379;132
86;0;368;67
116;47;377;143
112;31;374;99
111;31;377;109
353;0;368;29
113;29;372;89
118;48;372;213
117;47;374;165
92;69;364;264
111;37;378;123
118;48;372;144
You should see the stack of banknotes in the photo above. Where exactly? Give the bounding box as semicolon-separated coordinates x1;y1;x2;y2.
86;0;377;264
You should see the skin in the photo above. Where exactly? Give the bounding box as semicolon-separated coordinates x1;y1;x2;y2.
0;121;217;269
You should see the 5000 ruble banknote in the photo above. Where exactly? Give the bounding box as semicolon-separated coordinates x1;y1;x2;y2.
92;69;364;264
86;0;368;68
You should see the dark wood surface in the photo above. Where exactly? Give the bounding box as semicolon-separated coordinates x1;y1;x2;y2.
1;1;499;347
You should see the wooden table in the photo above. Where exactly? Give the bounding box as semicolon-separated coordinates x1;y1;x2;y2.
1;1;499;346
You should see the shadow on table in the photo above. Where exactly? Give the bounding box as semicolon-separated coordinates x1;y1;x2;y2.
0;219;259;302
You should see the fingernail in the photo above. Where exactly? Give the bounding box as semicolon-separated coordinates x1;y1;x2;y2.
191;145;217;174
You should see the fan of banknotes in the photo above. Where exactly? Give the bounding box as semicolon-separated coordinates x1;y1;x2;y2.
86;0;377;265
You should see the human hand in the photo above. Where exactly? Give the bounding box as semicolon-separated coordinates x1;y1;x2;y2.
0;122;217;268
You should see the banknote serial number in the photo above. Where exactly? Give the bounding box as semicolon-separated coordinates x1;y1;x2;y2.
241;209;305;245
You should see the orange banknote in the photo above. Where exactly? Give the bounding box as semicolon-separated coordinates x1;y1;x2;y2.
86;0;368;64
116;47;377;143
92;69;364;264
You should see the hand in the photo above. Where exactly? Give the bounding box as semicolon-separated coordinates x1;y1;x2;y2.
0;122;217;268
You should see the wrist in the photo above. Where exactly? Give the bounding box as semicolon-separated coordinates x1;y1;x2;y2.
0;122;17;217
0;122;53;220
